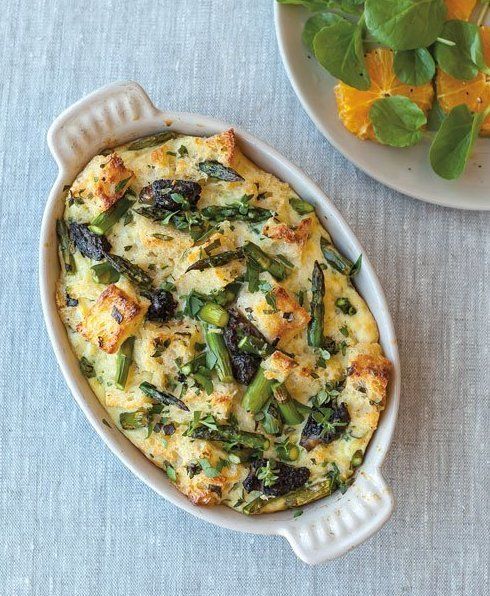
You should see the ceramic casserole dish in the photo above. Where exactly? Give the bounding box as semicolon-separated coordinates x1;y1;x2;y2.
39;81;400;564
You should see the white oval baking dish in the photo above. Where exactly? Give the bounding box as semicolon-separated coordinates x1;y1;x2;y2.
39;81;400;565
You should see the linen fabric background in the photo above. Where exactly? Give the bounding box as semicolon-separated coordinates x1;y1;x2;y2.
0;1;488;595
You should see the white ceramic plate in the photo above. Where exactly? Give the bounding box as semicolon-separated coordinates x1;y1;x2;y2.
40;81;400;564
274;3;490;211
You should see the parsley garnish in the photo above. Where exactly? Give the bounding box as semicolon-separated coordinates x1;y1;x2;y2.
256;461;278;487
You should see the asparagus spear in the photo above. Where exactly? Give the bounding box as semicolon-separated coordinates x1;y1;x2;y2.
120;408;150;430
198;160;244;181
289;197;315;215
203;324;234;383
201;204;272;223
91;262;120;284
56;219;76;274
198;302;229;327
115;336;135;390
335;297;357;315
242;367;274;413
273;384;305;426
243;242;291;281
105;254;153;291
180;353;207;376
211;282;241;306
190;424;270;450
139;381;189;411
126;131;176;151
243;478;335;514
307;261;325;348
89;195;134;235
275;441;300;462
186;249;244;273
320;237;361;276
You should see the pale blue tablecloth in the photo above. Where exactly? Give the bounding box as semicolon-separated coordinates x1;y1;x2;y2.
1;1;489;594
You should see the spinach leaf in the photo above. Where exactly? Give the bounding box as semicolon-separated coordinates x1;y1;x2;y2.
313;15;370;90
434;21;490;81
426;100;445;131
393;48;435;85
370;96;426;147
365;0;446;51
429;105;489;179
303;13;342;52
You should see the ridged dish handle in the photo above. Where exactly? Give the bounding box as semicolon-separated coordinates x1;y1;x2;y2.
283;470;393;565
47;81;160;174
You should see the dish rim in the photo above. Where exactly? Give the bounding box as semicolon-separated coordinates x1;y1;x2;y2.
39;80;401;564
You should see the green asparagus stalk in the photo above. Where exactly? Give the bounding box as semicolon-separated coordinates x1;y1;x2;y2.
198;302;229;327
203;324;234;383
242;367;274;413
320;237;361;276
186;249;244;272
244;478;335;514
201;204;272;223
190;424;270;450
237;335;274;358
180;353;207;376
105;254;153;291
89;195;134;235
198;160;244;181
126;131;176;151
56;219;76;275
120;408;150;430
273;384;304;426
139;381;189;411
289;197;315;215
91;262;120;284
335;297;357;316
211;282;241;306
307;261;325;348
115;336;135;390
275;441;300;462
243;242;291;281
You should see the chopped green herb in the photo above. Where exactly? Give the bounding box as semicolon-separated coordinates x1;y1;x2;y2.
335;297;357;315
79;357;96;378
256;460;279;487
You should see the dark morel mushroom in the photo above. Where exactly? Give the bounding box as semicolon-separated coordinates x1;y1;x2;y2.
243;459;310;497
146;289;177;322
69;223;111;261
300;402;350;451
223;309;266;384
139;179;201;211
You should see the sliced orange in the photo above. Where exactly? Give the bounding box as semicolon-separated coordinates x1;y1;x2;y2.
436;26;490;136
334;48;434;140
444;0;477;21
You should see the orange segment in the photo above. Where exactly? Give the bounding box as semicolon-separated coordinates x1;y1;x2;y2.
334;48;434;140
436;26;490;136
444;0;477;21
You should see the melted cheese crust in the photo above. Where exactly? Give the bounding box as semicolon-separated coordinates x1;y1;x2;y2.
57;129;391;513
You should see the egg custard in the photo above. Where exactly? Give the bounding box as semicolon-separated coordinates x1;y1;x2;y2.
56;129;391;514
